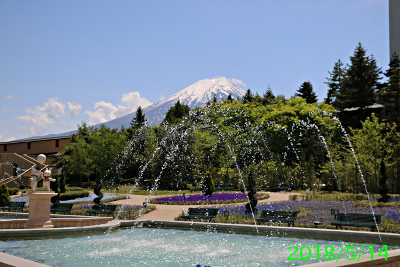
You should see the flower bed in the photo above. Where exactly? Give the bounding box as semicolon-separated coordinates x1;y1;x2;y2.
203;200;400;233
150;192;269;205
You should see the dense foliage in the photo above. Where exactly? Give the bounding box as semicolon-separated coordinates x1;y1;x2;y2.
56;43;400;197
0;184;11;206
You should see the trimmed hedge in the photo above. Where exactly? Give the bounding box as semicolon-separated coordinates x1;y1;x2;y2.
59;191;89;201
65;187;84;191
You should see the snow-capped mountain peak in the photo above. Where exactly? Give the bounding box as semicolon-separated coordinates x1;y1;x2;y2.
106;77;246;127
148;77;246;111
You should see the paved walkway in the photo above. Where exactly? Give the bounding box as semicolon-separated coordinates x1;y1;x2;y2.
110;192;300;221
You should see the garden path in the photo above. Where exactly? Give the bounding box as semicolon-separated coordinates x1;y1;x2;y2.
110;192;301;221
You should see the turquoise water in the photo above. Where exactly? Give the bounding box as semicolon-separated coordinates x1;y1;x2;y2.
0;228;398;267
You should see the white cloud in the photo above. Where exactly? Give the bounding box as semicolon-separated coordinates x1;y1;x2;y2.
18;98;66;127
85;91;152;125
229;78;246;87
67;102;82;117
4;95;14;100
160;95;166;101
16;98;82;137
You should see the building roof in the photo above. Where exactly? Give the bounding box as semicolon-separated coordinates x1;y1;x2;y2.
0;135;72;145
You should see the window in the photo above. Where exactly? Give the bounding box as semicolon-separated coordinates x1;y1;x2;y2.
55;140;60;147
27;142;31;150
3;144;7;152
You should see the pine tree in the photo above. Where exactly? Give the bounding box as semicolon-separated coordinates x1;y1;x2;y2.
341;43;381;109
243;89;253;104
262;86;275;105
94;175;103;204
201;171;214;197
379;52;400;129
213;95;217;103
325;59;345;105
60;173;66;193
295;81;317;103
130;106;146;128
227;93;233;102
162;100;190;125
379;160;390;202
50;175;60;203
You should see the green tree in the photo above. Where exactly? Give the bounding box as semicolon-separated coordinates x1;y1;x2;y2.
242;89;254;104
379;52;400;129
350;114;387;193
339;43;381;110
245;171;258;212
227;93;233;101
0;184;11;206
262;87;276;105
57;123;127;184
130;106;146;128
162;100;190;125
213;95;217;103
378;160;390;202
295;81;317;103
201;171;214;197
325;59;345;105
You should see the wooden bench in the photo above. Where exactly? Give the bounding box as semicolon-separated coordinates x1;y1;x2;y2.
256;210;299;226
1;202;26;212
215;184;233;191
331;211;382;231
87;204;117;218
181;208;219;222
50;203;74;214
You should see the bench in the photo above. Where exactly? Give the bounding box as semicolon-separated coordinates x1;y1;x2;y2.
50;203;74;214
87;204;117;218
215;184;233;191
256;210;299;226
331;211;382;231
181;208;219;222
1;202;26;212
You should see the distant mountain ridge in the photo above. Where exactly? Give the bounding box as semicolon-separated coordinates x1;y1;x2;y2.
15;77;246;140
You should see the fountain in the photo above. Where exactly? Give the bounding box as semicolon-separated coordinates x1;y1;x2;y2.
1;104;400;266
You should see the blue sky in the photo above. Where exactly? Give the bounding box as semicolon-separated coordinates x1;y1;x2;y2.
0;0;389;142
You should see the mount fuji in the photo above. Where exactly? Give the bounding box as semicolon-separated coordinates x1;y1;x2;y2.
98;77;246;129
16;77;246;140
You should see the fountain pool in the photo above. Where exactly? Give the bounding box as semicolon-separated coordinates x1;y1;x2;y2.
1;227;399;267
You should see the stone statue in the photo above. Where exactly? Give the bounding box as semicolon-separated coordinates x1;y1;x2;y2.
29;154;55;192
42;167;55;191
30;168;42;192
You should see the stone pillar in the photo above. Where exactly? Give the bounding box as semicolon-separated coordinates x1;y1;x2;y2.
23;192;57;228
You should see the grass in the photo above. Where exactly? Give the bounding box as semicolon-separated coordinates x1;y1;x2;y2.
102;185;202;196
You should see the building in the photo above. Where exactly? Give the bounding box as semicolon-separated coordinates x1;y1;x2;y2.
390;0;400;57
0;136;71;188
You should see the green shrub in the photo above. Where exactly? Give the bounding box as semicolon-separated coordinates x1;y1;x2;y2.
7;188;19;195
94;176;103;204
0;184;11;206
201;172;214;197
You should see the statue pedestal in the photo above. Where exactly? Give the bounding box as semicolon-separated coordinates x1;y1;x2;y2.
23;192;57;229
